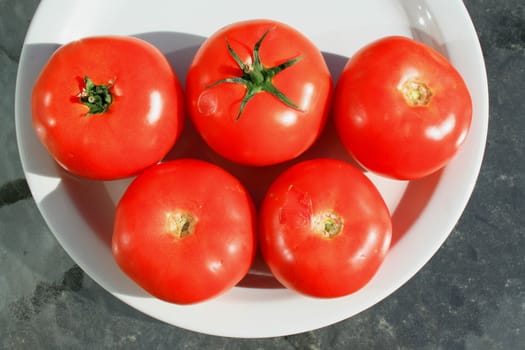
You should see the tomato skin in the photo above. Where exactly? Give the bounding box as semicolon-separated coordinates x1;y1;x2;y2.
186;19;332;166
112;159;256;304
32;36;185;180
259;158;392;298
333;36;472;180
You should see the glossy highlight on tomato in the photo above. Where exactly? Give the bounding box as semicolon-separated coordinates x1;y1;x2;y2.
186;19;333;166
112;159;257;304
333;36;472;180
259;158;392;298
32;36;185;180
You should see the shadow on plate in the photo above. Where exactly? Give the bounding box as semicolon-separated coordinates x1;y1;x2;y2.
400;0;450;57
390;169;442;247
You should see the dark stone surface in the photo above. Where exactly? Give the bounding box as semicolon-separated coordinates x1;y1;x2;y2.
1;0;523;348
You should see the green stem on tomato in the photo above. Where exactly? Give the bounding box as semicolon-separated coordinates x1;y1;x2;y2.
79;76;113;115
207;27;304;121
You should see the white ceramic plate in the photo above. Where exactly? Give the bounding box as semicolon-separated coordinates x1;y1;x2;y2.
15;0;488;338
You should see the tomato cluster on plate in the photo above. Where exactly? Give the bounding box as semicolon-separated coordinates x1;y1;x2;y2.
31;19;472;304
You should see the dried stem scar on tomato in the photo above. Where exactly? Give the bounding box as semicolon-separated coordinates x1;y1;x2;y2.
112;159;257;304
259;158;392;298
333;36;473;180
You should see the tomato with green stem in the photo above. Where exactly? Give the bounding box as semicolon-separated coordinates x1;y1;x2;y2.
32;36;185;180
112;159;257;304
259;158;392;298
186;19;333;166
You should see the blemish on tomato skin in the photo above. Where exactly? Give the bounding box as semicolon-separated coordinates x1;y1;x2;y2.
208;259;224;273
197;90;218;116
278;185;313;227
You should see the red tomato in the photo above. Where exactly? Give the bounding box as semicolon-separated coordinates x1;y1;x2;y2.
32;36;185;180
333;36;472;180
185;19;332;166
112;159;256;304
259;158;392;298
